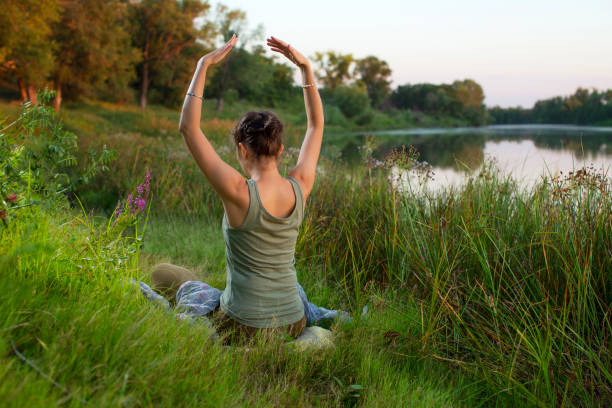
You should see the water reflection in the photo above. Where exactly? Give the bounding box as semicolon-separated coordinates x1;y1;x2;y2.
324;125;612;191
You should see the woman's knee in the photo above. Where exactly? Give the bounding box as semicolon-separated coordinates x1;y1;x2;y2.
151;263;173;287
151;263;198;291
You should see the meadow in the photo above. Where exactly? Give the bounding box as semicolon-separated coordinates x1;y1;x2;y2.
1;97;610;407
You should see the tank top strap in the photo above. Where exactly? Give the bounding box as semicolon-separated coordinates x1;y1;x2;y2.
286;176;305;222
240;179;260;228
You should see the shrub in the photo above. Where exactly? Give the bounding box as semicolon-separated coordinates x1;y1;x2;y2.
0;90;114;225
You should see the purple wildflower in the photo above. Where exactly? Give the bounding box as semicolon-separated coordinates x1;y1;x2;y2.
137;186;144;194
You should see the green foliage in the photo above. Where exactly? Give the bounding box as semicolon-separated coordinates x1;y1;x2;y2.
391;79;488;126
53;0;140;104
0;0;59;94
488;105;533;124
2;97;611;406
490;87;612;125
297;155;611;406
0;91;114;225
313;51;355;91
206;47;296;108
354;56;392;108
0;195;477;407
322;104;350;127
323;85;371;119
127;0;213;109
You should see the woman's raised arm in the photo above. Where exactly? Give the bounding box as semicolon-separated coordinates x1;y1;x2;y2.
267;37;324;199
179;35;246;205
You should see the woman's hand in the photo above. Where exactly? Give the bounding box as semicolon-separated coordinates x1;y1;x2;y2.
266;36;309;68
199;34;238;67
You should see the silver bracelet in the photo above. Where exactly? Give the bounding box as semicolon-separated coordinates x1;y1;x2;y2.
186;92;203;100
302;83;316;88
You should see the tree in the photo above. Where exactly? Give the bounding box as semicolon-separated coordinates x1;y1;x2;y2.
51;0;140;110
391;80;488;125
354;56;392;107
206;45;294;108
209;4;247;112
312;51;354;91
450;79;487;125
0;0;60;104
128;0;211;110
325;84;370;119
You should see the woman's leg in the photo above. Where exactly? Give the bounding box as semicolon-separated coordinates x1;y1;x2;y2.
151;263;199;302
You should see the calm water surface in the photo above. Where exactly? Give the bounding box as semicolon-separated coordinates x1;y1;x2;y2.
325;125;612;191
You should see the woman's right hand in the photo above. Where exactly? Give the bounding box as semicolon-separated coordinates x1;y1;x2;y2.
266;36;309;68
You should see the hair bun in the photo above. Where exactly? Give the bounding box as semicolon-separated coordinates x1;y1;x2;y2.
233;111;283;158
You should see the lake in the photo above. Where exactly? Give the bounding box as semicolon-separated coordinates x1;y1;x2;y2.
324;125;612;191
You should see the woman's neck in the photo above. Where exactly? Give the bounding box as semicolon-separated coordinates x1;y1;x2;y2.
247;161;282;181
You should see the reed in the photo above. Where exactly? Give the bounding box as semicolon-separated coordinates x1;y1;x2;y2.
2;100;609;406
298;155;611;406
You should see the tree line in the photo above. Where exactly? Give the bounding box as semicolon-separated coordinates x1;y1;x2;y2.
489;88;612;126
0;0;487;126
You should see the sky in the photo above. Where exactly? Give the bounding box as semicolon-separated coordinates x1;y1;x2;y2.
211;0;612;108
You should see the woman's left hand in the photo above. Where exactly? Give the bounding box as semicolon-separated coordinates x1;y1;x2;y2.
199;34;238;67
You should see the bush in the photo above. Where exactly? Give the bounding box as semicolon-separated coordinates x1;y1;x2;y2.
323;105;349;127
327;85;370;119
0;90;114;225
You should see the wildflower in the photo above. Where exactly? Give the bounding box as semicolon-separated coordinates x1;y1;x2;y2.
114;207;122;217
137;198;146;211
6;193;17;204
137;186;144;194
0;211;6;219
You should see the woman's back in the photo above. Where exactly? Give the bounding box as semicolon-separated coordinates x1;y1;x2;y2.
219;177;305;328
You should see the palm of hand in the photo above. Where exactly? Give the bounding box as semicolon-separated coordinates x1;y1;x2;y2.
200;35;307;68
201;34;238;66
266;36;308;67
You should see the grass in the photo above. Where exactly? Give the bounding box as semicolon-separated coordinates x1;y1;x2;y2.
299;161;611;406
1;205;485;407
1;99;610;406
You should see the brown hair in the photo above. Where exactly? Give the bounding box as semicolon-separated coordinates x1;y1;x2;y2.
232;111;283;158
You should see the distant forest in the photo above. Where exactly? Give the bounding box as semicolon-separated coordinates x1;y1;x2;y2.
1;0;610;127
489;88;612;126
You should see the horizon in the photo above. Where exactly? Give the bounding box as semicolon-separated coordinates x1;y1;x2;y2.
213;0;612;108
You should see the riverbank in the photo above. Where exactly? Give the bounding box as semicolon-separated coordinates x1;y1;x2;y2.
1;98;610;407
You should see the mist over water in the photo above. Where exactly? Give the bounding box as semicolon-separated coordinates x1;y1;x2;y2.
326;125;612;191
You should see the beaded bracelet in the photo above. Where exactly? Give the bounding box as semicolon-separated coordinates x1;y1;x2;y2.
186;92;203;100
302;83;317;88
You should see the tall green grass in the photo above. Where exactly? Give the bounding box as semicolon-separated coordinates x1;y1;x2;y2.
297;156;611;406
2;99;609;406
1;205;484;407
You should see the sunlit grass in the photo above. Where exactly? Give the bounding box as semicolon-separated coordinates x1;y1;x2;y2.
1;206;482;407
1;99;609;406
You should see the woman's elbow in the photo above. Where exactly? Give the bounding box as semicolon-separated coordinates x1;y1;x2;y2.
179;121;192;137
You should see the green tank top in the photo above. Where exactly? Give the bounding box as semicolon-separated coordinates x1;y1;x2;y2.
219;176;305;328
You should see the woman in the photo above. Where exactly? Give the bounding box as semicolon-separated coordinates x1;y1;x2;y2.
151;35;324;345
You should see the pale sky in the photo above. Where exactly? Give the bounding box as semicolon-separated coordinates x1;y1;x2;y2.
211;0;612;108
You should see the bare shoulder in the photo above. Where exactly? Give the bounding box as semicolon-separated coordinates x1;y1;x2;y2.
288;169;313;201
222;178;250;227
226;176;250;208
